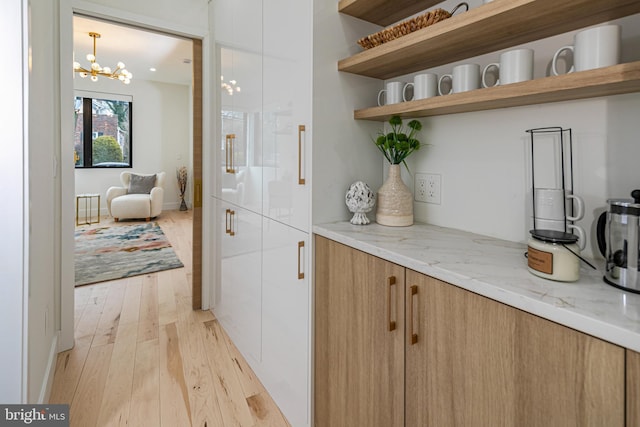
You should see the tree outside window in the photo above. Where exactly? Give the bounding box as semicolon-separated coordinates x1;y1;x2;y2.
74;94;133;168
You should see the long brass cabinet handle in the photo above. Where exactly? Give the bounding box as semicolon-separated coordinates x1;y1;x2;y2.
225;134;236;174
229;210;236;236
225;209;231;234
387;276;397;331
298;125;306;185
410;285;418;345
297;241;305;279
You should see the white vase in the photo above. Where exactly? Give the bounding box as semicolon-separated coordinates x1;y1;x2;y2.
345;181;376;225
376;164;413;226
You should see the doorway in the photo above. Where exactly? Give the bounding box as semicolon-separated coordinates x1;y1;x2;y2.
61;7;205;350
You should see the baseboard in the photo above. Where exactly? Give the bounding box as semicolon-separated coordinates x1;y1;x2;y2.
38;332;59;404
163;201;191;211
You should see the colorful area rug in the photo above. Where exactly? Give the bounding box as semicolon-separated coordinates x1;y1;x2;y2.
75;222;184;286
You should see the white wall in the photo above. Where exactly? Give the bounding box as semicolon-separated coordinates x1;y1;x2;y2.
74;78;192;214
80;0;208;31
0;0;28;403
312;0;385;224
366;2;640;259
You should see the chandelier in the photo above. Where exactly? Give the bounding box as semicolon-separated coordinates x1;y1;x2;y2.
73;32;133;84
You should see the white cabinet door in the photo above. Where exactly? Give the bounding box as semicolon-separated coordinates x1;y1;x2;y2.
215;0;263;215
262;0;312;231
261;217;310;427
214;198;262;363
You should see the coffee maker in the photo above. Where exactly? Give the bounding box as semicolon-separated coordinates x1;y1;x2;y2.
596;189;640;294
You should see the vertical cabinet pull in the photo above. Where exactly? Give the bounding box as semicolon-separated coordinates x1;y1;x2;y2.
225;209;236;236
298;125;306;185
225;134;236;174
387;276;397;331
410;285;418;345
225;209;231;234
297;241;305;279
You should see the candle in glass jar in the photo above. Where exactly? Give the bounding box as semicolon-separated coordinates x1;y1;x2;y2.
527;237;580;282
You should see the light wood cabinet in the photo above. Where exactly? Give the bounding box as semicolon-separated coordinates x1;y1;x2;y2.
405;270;625;426
338;0;640;119
315;236;629;426
315;236;405;427
629;349;640;427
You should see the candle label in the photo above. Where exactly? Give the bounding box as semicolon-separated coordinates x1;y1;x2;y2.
528;246;553;274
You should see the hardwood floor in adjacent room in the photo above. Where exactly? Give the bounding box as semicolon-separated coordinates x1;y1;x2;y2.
50;210;290;427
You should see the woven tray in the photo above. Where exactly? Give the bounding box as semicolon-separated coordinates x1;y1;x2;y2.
357;2;468;50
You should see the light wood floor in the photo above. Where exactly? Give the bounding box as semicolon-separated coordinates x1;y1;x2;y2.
50;210;290;427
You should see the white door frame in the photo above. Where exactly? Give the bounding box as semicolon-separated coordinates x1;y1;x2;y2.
58;0;213;351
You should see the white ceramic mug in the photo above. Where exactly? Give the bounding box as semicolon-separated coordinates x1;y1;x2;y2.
403;73;438;101
552;24;621;75
534;188;584;221
377;81;404;106
438;63;481;95
533;218;587;250
482;48;534;87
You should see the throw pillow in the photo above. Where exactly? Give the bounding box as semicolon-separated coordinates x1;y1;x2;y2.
128;174;156;194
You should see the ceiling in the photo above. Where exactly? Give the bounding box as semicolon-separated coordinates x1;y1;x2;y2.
73;15;193;86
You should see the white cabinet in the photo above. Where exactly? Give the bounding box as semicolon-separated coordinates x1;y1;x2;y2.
262;0;312;231
215;0;263;214
261;218;310;427
214;198;262;363
212;0;312;425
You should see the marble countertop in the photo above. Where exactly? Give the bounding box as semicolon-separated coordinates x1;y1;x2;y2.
313;221;640;353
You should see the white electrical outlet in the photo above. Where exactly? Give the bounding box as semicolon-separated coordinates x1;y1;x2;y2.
415;173;428;202
415;173;441;204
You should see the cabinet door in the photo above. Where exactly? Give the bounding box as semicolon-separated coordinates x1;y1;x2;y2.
629;349;640;427
262;0;312;231
405;270;625;426
315;236;405;427
261;218;309;426
213;199;262;363
215;0;263;214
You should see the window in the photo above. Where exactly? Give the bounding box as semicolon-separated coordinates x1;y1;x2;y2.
74;93;133;168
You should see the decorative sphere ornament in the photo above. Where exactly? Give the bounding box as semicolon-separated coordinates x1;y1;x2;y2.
345;181;376;225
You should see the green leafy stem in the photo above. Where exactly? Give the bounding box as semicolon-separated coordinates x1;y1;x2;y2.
373;115;423;170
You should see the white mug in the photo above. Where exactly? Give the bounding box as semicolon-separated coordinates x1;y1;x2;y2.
482;48;534;87
552;25;621;75
438;63;481;95
534;188;584;221
533;218;587;250
403;73;438;101
377;81;404;106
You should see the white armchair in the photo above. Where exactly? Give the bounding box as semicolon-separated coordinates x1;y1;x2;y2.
106;172;165;221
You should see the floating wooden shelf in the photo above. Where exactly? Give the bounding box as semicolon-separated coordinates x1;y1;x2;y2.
353;61;640;121
338;0;440;27
339;0;640;80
